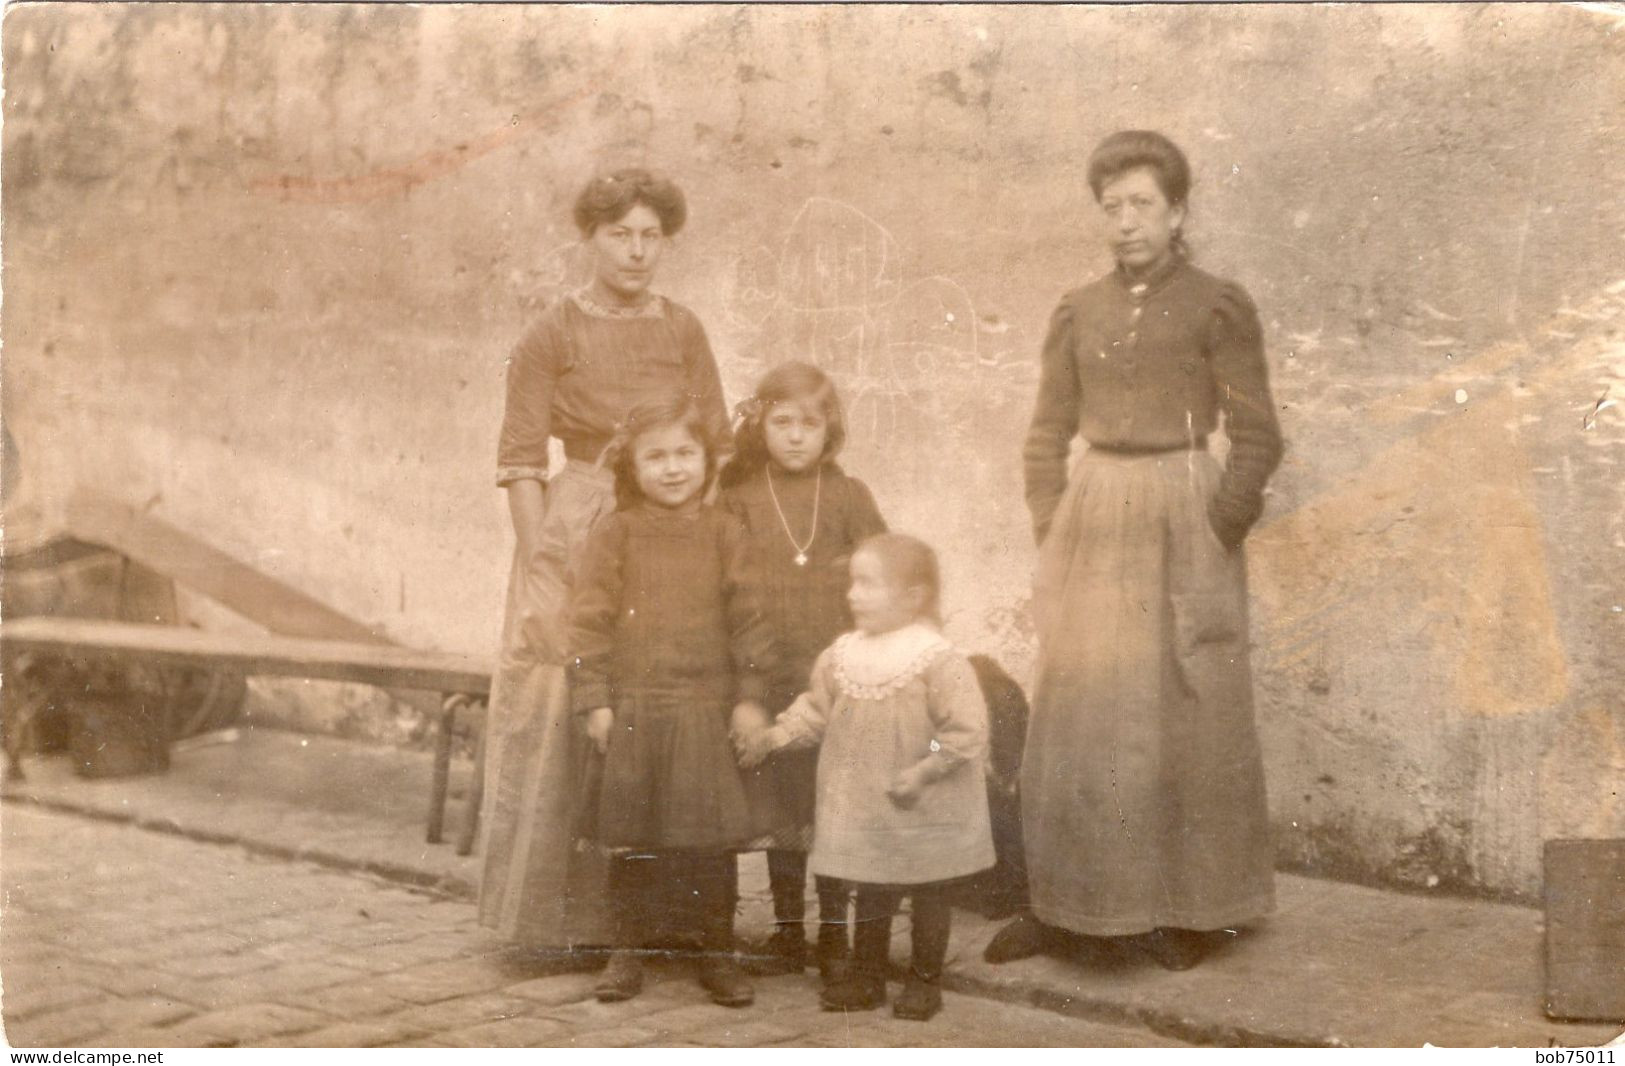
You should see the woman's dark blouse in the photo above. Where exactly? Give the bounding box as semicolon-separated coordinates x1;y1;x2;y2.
568;501;776;714
496;294;729;485
1023;256;1284;547
720;464;887;709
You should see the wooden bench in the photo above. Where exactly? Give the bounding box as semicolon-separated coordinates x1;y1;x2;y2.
2;616;491;849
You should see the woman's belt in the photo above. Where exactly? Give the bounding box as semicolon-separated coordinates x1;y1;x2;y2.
1088;436;1207;457
561;437;613;465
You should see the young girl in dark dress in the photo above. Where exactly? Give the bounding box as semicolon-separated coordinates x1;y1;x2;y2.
482;169;729;950
570;396;777;1007
719;363;888;983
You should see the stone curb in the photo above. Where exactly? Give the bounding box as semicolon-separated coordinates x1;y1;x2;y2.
936;969;1340;1049
4;791;478;901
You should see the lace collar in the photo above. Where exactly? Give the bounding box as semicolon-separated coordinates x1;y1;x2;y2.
569;290;667;320
833;624;952;701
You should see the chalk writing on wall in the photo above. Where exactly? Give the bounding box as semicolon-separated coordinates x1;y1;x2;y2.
719;197;1030;450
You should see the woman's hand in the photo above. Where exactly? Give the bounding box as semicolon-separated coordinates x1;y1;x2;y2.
584;706;614;756
1205;501;1245;553
886;766;927;809
506;478;549;560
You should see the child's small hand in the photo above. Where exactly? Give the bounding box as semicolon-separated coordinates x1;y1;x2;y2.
584;706;614;756
736;727;777;769
729;701;771;745
886;767;925;809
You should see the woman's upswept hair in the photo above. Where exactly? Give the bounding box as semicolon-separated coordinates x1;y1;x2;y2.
856;532;943;626
1086;130;1192;206
720;362;848;489
1087;129;1193;258
608;394;721;510
573;168;688;238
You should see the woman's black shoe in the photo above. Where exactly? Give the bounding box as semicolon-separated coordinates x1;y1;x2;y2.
982;912;1050;964
1139;927;1212;971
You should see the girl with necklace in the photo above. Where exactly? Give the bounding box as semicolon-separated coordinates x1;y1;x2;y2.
718;361;888;985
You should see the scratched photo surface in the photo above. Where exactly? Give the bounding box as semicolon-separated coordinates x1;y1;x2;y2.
2;2;1622;1050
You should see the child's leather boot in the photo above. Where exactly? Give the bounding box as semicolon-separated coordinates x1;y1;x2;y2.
698;955;755;1007
816;921;851;985
744;923;808;976
892;968;943;1021
820;910;889;1011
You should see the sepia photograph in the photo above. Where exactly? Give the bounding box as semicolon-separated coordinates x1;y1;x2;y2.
1;1;1622;1051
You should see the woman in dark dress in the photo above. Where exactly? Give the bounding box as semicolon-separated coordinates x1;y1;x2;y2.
987;130;1284;971
479;169;731;949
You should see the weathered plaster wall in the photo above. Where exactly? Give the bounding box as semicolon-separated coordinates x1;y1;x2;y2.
4;3;1621;897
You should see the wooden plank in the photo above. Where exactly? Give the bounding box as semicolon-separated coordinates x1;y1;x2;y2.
63;489;388;644
1544;839;1625;1022
3;617;491;695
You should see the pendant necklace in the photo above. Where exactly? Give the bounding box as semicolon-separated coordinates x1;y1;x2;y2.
766;464;821;566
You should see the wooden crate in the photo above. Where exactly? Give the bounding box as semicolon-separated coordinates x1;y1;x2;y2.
1544;839;1625;1022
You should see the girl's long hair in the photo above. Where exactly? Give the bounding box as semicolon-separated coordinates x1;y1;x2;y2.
608;394;721;511
719;361;848;489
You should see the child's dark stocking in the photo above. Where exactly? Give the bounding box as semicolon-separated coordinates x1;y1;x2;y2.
894;885;950;1021
768;849;808;925
815;875;852;983
688;852;754;1007
750;849;809;974
595;854;652;1002
821;886;895;1012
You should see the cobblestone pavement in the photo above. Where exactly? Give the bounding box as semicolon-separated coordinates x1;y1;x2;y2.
1;806;1182;1048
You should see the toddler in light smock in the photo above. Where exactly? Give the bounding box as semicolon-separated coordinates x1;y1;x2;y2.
738;533;993;1022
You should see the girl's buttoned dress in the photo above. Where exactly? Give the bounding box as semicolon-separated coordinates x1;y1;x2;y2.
768;625;995;886
480;292;729;949
1021;255;1284;935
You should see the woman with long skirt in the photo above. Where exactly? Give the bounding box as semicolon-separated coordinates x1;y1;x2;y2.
987;130;1283;971
479;169;731;949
